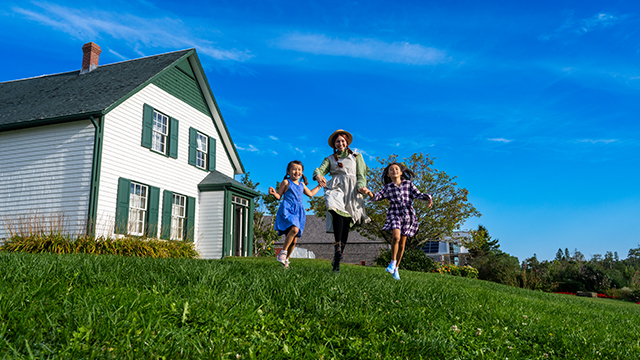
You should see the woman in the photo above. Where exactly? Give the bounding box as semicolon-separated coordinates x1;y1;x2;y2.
313;129;369;272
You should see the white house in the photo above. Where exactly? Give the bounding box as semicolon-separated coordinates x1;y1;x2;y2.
422;231;471;266
0;42;258;259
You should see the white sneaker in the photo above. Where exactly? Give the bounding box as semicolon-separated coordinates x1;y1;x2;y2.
386;263;396;274
277;252;287;265
392;268;401;280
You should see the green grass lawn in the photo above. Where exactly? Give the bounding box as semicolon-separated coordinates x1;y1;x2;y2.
1;252;639;359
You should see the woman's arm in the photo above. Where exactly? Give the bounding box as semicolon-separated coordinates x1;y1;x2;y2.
313;157;331;187
355;154;367;191
268;179;289;200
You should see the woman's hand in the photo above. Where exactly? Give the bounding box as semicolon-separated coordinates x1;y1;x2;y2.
316;175;327;187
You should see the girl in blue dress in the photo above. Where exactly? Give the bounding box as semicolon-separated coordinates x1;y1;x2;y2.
269;160;323;268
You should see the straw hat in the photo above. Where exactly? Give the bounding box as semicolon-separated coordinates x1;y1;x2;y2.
328;129;353;148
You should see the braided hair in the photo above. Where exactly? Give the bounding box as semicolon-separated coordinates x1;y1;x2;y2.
332;134;358;161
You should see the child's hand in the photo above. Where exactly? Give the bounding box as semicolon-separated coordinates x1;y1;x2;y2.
359;187;372;197
268;187;277;196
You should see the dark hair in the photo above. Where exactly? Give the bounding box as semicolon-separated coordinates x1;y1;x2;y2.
382;162;414;185
332;134;357;161
284;160;308;185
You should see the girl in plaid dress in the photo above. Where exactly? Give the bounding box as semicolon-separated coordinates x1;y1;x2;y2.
362;163;433;280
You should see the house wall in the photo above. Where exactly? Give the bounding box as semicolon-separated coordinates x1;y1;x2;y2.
95;83;234;252
0;121;95;240
198;191;225;259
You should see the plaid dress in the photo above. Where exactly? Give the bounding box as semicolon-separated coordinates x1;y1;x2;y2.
370;180;432;237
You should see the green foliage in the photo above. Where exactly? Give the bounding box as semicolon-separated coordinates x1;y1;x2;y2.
471;250;522;287
0;234;198;258
374;248;440;273
240;172;280;257
462;224;500;256
359;153;481;249
2;253;640;359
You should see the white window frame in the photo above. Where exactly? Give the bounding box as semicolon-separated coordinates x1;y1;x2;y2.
128;182;148;236
152;110;169;154
196;132;207;169
171;194;186;240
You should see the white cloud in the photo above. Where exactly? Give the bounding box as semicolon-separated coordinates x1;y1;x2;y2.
13;2;252;61
539;12;626;41
269;136;279;141
237;144;259;152
277;33;449;65
488;138;513;143
578;139;618;144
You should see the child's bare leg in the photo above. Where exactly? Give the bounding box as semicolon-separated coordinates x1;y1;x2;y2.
286;239;297;260
391;229;402;261
282;226;299;257
396;235;408;267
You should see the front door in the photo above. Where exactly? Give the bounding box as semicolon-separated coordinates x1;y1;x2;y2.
231;195;249;256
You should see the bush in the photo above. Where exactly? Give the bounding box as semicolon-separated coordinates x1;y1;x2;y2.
611;287;640;303
375;248;439;273
0;235;198;259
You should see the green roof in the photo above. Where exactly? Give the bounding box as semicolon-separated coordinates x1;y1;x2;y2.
199;170;259;197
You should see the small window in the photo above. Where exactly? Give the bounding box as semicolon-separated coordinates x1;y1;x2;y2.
171;194;186;240
152;111;169;154
196;132;207;169
128;182;148;236
232;196;249;206
422;241;440;254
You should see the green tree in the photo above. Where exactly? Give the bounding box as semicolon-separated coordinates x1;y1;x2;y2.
240;173;279;257
462;224;499;257
355;153;480;249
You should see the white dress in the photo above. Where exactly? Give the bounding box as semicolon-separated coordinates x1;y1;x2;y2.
323;153;370;233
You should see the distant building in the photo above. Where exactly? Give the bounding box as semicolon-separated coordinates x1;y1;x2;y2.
422;231;471;266
270;215;389;266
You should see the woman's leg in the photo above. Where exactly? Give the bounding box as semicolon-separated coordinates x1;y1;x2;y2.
329;211;348;271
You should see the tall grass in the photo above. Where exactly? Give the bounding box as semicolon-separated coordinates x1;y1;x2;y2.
1;253;639;359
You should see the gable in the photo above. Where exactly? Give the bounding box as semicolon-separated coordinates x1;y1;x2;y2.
151;60;212;117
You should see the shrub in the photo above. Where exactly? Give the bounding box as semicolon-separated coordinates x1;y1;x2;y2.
611;287;640;303
0;235;198;259
459;265;479;279
375;248;439;273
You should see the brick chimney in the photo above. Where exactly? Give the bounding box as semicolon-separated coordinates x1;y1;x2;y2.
80;42;101;74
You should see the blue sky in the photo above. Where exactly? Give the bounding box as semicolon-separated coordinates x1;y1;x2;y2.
2;0;640;261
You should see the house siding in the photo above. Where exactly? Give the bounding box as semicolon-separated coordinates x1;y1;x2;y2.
197;191;225;259
0;121;95;240
94;83;234;247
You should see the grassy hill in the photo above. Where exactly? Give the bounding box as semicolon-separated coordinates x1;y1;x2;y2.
1;252;639;359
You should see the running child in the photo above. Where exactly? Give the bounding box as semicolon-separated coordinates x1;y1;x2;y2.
269;160;323;268
361;162;433;280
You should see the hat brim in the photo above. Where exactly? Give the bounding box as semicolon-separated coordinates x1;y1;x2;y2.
328;130;353;148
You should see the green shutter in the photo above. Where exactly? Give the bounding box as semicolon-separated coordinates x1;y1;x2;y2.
115;178;131;234
208;137;216;171
141;104;154;148
161;190;173;240
169;117;179;159
185;196;196;242
188;127;197;166
147;186;160;237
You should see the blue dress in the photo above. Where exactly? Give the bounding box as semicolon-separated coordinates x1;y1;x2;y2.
274;180;306;237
